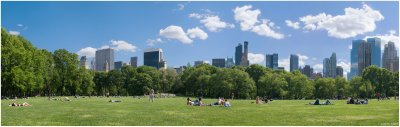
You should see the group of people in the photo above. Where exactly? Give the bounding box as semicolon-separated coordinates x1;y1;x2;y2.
254;96;271;104
186;97;231;107
309;99;332;105
9;102;31;107
347;97;368;104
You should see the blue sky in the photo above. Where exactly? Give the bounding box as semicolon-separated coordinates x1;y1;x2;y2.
2;1;399;76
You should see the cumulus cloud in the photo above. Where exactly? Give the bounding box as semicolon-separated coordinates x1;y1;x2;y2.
159;25;193;44
187;27;208;40
17;24;23;27
9;31;20;35
77;47;97;58
285;20;300;29
337;60;350;74
364;30;399;50
146;38;163;47
297;54;309;67
233;5;284;39
248;53;265;65
178;4;185;10
299;3;384;39
313;64;323;73
189;12;234;32
110;40;137;52
278;58;290;72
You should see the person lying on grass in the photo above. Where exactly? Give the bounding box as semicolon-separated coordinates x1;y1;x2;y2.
309;99;332;105
9;102;31;107
109;99;122;102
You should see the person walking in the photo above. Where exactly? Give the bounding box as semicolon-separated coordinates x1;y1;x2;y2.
149;89;155;102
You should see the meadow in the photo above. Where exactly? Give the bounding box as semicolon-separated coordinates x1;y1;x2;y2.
1;97;398;126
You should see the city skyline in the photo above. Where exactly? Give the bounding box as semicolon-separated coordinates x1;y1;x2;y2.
2;1;399;77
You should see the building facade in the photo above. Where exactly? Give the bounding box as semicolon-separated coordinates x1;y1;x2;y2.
358;41;372;75
266;53;278;70
235;43;243;66
212;58;226;68
114;61;123;70
382;41;399;72
144;48;166;69
349;39;365;79
301;65;313;78
95;48;114;72
367;37;381;67
336;66;344;77
290;54;299;72
130;56;138;67
226;57;235;68
240;41;250;67
80;56;89;69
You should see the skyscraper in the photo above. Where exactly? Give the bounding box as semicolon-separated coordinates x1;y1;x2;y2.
323;53;337;78
226;57;235;68
212;58;226;68
382;41;399;72
235;43;243;66
194;60;207;66
144;48;166;69
266;53;278;70
290;54;299;72
240;41;250;67
367;37;381;67
301;65;313;78
95;48;114;72
80;56;89;69
358;41;372;75
349;39;365;79
130;56;138;67
114;61;123;70
336;66;343;77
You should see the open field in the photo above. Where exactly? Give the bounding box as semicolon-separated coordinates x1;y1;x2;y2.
1;97;398;126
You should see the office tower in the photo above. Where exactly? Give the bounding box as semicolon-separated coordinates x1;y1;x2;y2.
212;58;226;68
226;57;235;68
240;41;250;66
301;65;313;78
114;61;123;70
130;57;138;67
290;54;299;72
266;53;279;70
382;42;399;72
235;43;243;66
349;39;365;79
367;37;381;67
144;48;166;69
336;66;344;77
358;41;371;75
323;58;331;77
194;60;207;66
91;59;96;71
323;53;337;78
95;48;114;72
80;56;89;69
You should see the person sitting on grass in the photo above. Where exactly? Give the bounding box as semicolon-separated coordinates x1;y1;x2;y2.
109;99;122;102
323;99;332;105
309;98;320;105
9;102;31;107
224;99;231;107
256;96;262;104
187;98;194;105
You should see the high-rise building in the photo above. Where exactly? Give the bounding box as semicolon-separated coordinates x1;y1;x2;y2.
212;58;226;68
80;56;89;69
226;57;235;68
240;41;250;67
290;54;299;72
114;61;123;70
382;41;399;72
323;53;337;78
95;48;114;72
266;53;278;70
277;67;285;71
349;39;365;80
235;43;243;66
336;66;344;77
144;48;166;69
130;57;138;67
194;60;208;66
367;37;381;67
358;41;372;75
301;65;313;78
91;59;96;71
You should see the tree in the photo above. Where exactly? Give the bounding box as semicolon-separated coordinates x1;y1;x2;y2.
245;64;267;96
132;73;153;95
314;78;335;99
335;77;349;99
349;76;374;98
259;73;288;99
287;71;314;99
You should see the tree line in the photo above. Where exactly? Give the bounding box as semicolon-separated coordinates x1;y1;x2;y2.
2;28;399;99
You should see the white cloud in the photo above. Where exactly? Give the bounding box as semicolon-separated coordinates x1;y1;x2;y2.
299;3;384;39
159;25;193;44
178;4;185;10
77;47;97;58
285;20;300;29
313;64;323;73
17;24;23;27
248;53;265;65
233;5;284;39
110;40;137;52
189;13;203;19
364;30;399;50
278;58;290;72
251;20;285;39
187;27;208;40
146;38;163;46
337;60;350;74
233;5;260;31
297;54;309;67
9;31;20;35
200;16;235;32
99;45;110;50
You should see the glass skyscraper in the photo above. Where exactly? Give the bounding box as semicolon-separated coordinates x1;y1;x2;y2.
367;37;381;67
290;54;299;72
212;58;226;68
95;48;114;72
144;48;166;69
266;53;278;70
235;43;243;66
349;39;365;79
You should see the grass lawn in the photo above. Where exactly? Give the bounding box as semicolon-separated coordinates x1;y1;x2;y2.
1;97;398;126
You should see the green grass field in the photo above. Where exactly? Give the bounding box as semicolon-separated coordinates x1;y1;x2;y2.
1;97;398;126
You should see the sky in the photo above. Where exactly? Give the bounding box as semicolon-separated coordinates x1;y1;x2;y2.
2;1;399;77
